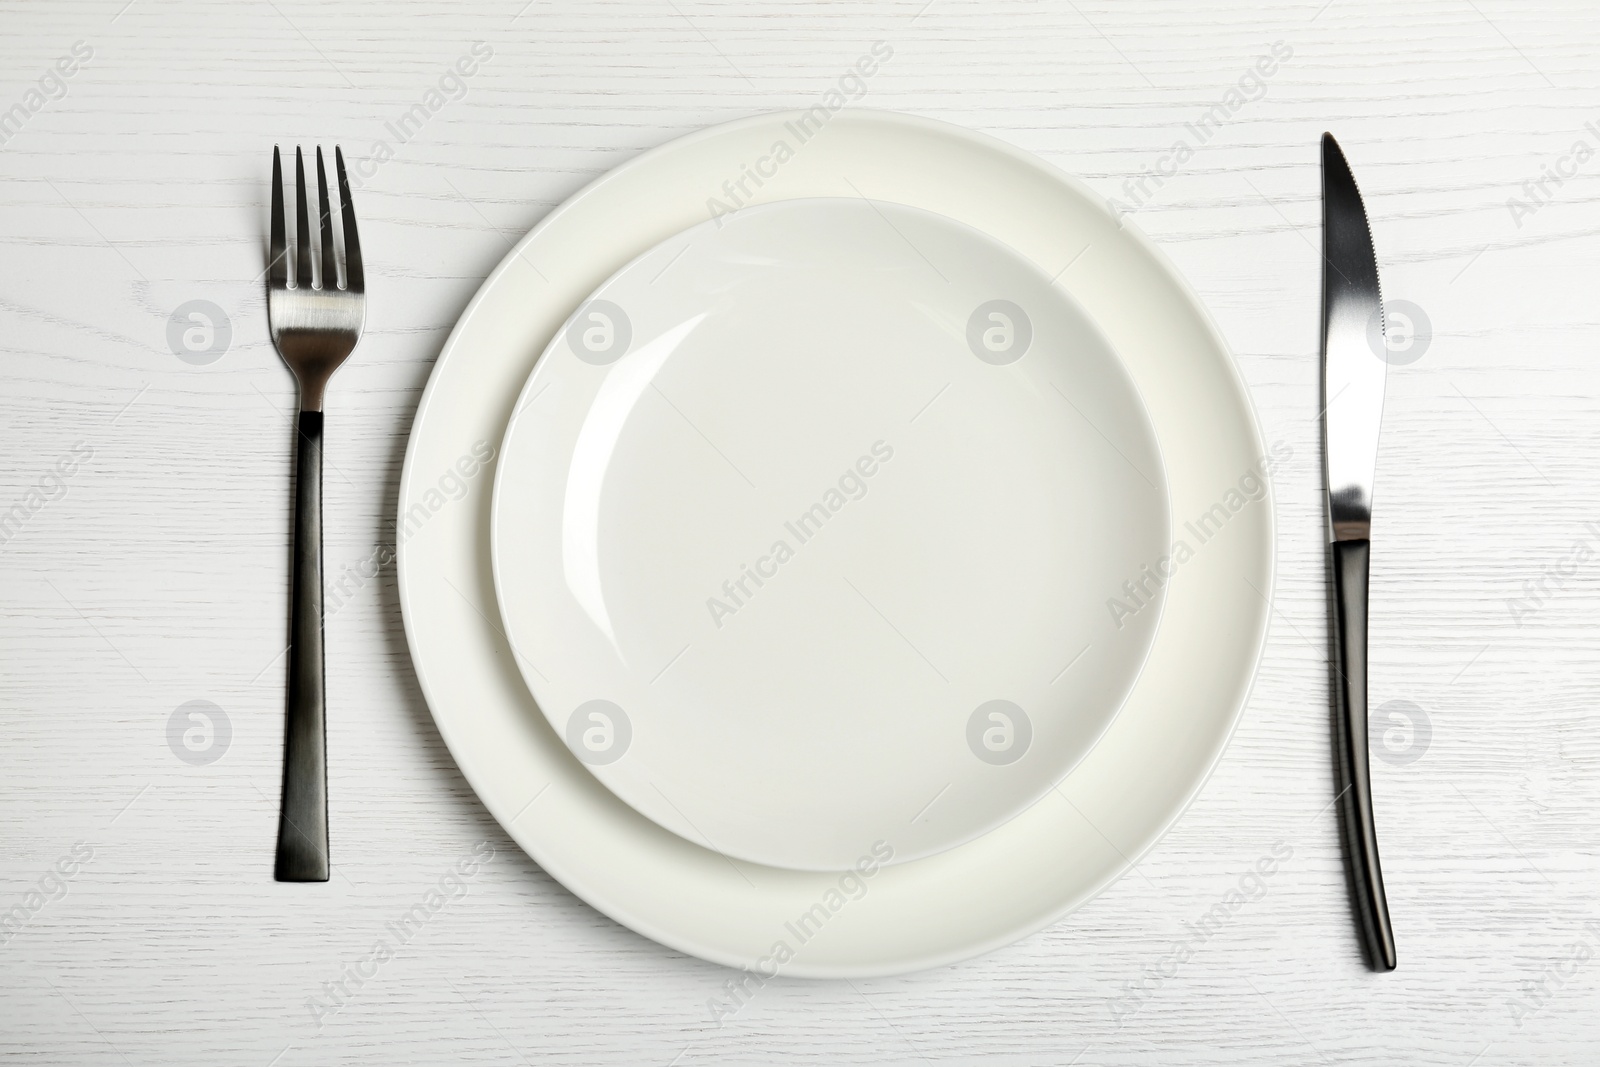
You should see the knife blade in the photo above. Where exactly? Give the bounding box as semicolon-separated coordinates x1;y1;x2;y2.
1321;131;1396;972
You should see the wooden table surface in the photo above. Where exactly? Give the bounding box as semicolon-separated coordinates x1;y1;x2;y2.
2;1;1596;1063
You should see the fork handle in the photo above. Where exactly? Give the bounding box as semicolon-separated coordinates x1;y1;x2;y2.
1330;538;1395;970
276;409;329;882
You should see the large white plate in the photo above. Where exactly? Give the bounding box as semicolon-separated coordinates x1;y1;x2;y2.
398;109;1274;977
490;196;1170;872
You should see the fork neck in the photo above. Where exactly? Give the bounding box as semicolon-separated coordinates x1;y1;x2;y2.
298;379;328;413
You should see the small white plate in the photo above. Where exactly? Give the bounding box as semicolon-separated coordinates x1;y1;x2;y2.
397;110;1274;976
490;197;1168;871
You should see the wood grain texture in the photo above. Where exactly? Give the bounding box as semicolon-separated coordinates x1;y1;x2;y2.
1;0;1597;1062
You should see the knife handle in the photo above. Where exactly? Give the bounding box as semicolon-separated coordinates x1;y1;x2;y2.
1329;537;1395;971
276;409;330;882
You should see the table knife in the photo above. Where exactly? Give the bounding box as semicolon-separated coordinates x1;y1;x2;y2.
1320;131;1396;972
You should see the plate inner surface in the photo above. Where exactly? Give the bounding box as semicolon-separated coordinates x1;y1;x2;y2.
491;197;1169;871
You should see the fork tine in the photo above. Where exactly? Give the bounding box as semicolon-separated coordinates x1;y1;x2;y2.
315;146;336;290
293;146;313;289
269;146;287;288
334;146;363;293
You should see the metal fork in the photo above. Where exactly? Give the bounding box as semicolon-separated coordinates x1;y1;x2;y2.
267;145;364;882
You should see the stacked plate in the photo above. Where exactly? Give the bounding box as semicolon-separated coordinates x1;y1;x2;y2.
397;110;1273;977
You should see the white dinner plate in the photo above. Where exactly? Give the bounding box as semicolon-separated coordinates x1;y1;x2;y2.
490;196;1169;871
398;109;1274;976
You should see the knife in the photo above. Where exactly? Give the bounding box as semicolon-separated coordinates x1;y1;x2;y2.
1320;131;1396;972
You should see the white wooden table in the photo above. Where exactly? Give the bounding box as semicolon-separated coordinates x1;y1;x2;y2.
1;1;1594;1063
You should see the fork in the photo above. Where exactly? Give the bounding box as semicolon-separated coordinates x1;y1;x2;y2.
267;145;364;882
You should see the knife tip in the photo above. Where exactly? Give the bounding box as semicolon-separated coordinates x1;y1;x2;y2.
1321;131;1348;172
